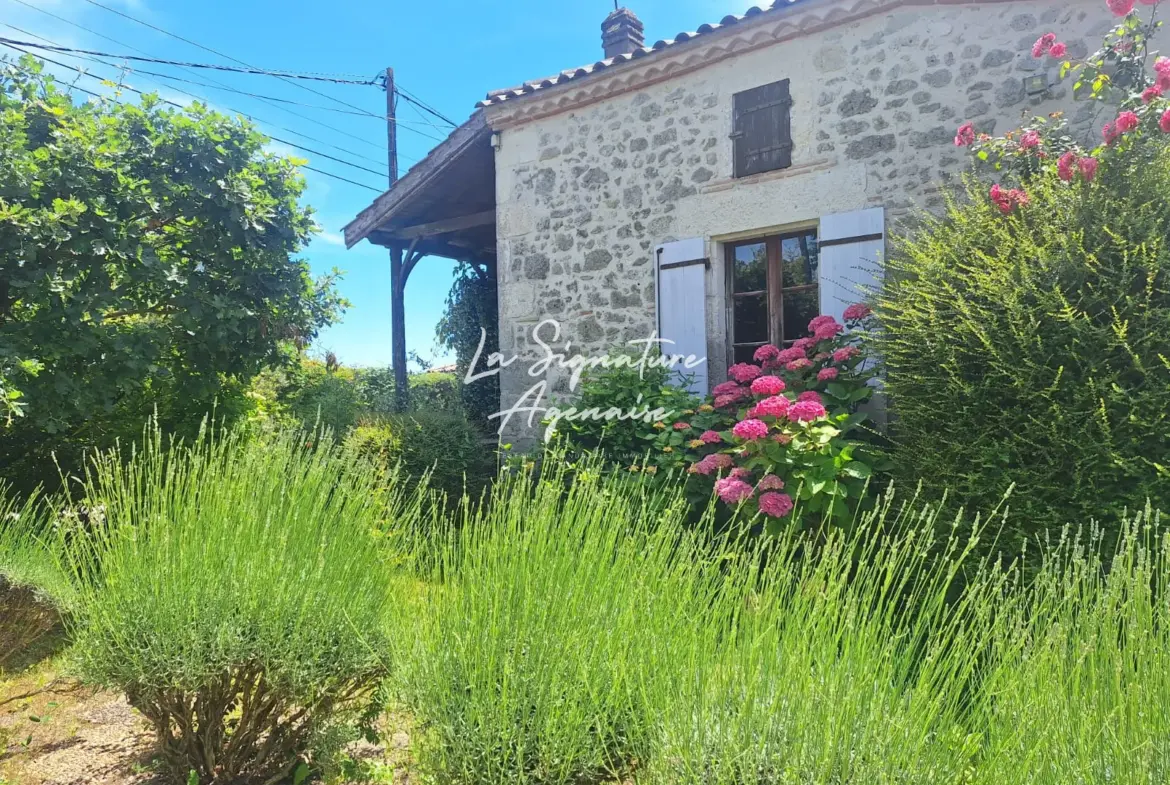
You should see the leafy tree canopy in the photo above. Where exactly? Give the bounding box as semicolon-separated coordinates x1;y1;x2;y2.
0;57;345;483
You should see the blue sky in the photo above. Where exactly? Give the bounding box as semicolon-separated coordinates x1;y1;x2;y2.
3;0;756;368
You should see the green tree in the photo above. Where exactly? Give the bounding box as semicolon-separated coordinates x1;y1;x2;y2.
436;262;498;427
0;58;344;489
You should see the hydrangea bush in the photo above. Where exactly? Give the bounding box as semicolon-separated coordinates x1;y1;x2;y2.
650;307;883;532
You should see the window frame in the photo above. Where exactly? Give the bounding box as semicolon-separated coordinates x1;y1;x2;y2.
725;228;820;364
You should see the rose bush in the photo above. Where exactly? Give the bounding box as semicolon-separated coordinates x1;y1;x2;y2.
650;307;884;533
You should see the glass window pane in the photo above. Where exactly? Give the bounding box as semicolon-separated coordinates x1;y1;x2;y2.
733;294;769;344
782;288;820;344
732;242;767;293
781;231;819;288
734;345;762;365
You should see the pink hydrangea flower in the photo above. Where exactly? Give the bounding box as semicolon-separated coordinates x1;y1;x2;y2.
1115;110;1140;134
833;346;861;363
1107;0;1136;15
789;400;828;423
777;346;807;364
954;122;976;146
700;430;722;445
715;477;755;504
786;358;813;372
1019;130;1042;149
798;391;823;404
1057;150;1078;182
808;314;838;333
843;303;871;322
713;381;743;397
694;453;734;476
1079;157;1099;181
1048;42;1068;58
792;337;817;353
714;394;740;409
732;418;769;441
728;363;763;384
750;375;786;396
773;433;793;445
1161;109;1170;134
753;344;781;364
758;492;795;519
754;396;790;419
757;474;786;491
818;367;839;382
813;321;844;341
729;467;752;481
673;422;691;431
1031;33;1057;58
1102;122;1119;145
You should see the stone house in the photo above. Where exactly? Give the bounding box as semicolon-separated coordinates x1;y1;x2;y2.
345;0;1113;445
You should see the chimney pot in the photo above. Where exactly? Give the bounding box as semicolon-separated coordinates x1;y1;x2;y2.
601;7;645;60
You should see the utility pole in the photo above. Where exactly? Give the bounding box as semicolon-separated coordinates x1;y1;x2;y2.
385;66;409;413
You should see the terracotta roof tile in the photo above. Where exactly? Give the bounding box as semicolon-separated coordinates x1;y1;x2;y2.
477;0;812;108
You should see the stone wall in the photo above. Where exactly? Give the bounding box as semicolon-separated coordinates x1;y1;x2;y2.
485;0;1141;447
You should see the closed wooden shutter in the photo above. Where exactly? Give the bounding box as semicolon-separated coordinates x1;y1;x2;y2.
733;79;793;178
655;238;710;396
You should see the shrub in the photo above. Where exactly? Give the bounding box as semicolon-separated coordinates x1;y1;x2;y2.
393;456;719;785
64;426;419;784
661;310;884;530
247;356;368;435
880;2;1170;554
0;488;72;668
346;410;495;502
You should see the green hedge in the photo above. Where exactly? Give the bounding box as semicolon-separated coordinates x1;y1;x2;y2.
878;156;1170;554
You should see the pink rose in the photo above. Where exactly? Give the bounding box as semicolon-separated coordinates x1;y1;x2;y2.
1057;151;1078;182
954;122;976;146
758;492;795;519
1031;33;1057;58
843;303;871;322
715;477;755;504
728;363;763;384
700;430;722;445
753;344;780;364
1048;42;1068;58
1103;122;1120;145
1019;130;1042;149
789;400;828;423
757;474;786;491
1107;0;1136;14
1161;109;1170;133
754;395;790;419
1079;157;1099;181
1115;110;1140;133
732;419;769;441
818;367;839;382
1143;85;1164;104
750;375;786;396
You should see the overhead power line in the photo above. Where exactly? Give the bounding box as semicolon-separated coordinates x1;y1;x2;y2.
0;0;418;154
0;36;380;84
78;0;394;124
0;45;385;193
1;21;409;170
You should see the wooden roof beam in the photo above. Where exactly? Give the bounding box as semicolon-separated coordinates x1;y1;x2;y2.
393;209;495;240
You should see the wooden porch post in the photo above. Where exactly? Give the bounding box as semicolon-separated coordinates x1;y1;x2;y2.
389;245;409;413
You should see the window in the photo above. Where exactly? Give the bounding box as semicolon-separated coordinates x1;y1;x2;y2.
732;79;793;178
727;229;820;364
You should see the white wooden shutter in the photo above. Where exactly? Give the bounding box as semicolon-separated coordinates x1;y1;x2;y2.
818;207;885;321
654;238;709;396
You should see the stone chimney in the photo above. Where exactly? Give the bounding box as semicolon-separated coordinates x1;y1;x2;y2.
602;6;644;59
